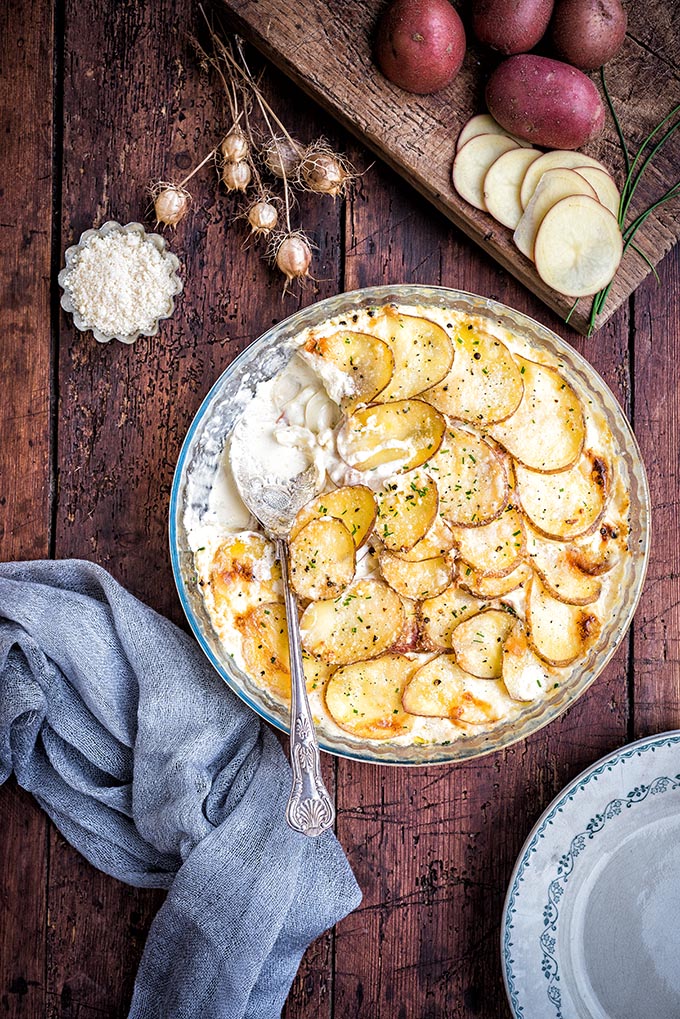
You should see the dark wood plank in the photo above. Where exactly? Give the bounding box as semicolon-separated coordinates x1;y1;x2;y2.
53;2;345;1014
222;0;680;335
632;244;680;738
0;0;55;1012
335;149;632;1019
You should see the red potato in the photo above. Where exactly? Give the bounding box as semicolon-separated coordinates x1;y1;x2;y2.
486;55;605;149
551;0;627;71
472;0;554;55
375;0;466;94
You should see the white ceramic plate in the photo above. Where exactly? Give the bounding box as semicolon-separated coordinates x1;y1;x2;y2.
502;731;680;1019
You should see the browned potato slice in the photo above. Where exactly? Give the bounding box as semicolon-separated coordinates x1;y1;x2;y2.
370;310;453;402
239;602;291;700
419;585;486;650
379;551;454;600
302;330;394;410
376;470;438;551
393;515;456;562
450;505;525;577
526;575;601;667
290;485;376;549
502;620;550;701
422;327;524;425
567;539;619;576
289;517;356;601
300;578;404;665
393;597;420;653
337;400;446;473
459;560;532;599
403;654;513;724
451;608;515;679
488;358;585;472
239;602;333;701
516;452;608;540
325;654;416;740
209;531;282;622
525;526;602;605
427;424;508;527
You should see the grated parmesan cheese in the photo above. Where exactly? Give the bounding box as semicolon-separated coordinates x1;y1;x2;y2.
65;230;178;338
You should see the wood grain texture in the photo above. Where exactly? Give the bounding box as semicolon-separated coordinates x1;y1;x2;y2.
0;0;54;1013
632;244;680;739
221;0;680;336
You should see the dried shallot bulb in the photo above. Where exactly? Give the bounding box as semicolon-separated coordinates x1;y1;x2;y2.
222;160;252;192
272;231;313;289
299;147;355;198
221;125;249;163
263;136;305;179
149;183;190;228
247;199;279;236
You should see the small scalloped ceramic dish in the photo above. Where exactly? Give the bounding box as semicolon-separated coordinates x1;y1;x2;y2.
58;220;183;345
502;731;680;1018
169;285;650;766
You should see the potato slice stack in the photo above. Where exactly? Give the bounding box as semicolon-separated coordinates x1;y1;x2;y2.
452;113;623;298
209;311;622;742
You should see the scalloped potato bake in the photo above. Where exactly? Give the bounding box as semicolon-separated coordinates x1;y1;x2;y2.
187;304;630;747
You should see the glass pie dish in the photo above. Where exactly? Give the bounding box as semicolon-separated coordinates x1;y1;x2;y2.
169;285;650;766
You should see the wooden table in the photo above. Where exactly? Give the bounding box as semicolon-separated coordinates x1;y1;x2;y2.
1;2;678;1016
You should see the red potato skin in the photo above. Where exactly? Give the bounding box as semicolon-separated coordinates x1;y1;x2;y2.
486;55;606;149
472;0;554;55
551;0;627;71
375;0;466;95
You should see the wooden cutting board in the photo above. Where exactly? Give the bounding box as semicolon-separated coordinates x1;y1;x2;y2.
221;0;679;335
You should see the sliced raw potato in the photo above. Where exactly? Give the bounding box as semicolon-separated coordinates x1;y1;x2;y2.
519;150;608;210
238;602;332;701
369;310;453;402
502;620;550;701
525;526;602;604
375;470;438;551
324;654;416;740
403;654;514;724
423;326;523;425
337;400;445;473
534;195;623;297
209;531;281;621
452;134;520;211
450;608;516;678
483;147;542;229
573;166;621;218
456;113;533;151
289;517;356;601
394;515;456;562
290;484;376;548
488;357;585;472
526;575;601;667
419;585;486;650
300;578;404;665
459;560;532;599
379;551;454;600
450;505;525;577
426;424;508;527
302;330;394;410
513;167;598;260
516;452;608;540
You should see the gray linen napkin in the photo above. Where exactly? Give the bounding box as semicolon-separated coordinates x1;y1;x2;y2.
0;559;361;1019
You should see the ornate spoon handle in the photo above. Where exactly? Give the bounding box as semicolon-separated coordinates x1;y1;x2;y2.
277;538;336;837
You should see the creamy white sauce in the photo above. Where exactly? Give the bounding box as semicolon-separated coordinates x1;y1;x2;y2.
185;304;630;748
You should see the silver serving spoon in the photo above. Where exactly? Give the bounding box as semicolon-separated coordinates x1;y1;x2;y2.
230;450;335;838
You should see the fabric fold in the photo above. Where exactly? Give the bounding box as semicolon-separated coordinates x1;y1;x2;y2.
0;560;361;1019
